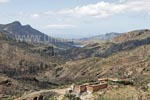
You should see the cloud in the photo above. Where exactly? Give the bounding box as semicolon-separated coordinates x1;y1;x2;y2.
0;0;9;3
45;24;77;29
45;0;150;18
30;14;40;19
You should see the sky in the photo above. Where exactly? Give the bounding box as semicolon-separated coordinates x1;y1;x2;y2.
0;0;150;39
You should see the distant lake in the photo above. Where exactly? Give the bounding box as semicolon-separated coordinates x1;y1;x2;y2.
74;44;85;48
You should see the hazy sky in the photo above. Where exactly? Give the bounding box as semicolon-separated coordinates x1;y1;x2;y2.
0;0;150;39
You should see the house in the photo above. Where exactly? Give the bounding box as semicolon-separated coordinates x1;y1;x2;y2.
74;83;108;94
86;83;108;93
74;85;87;94
73;78;132;94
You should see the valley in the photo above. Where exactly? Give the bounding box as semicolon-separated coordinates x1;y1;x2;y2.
0;22;150;100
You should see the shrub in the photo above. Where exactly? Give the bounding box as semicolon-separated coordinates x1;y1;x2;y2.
49;97;57;100
148;87;150;93
63;94;81;100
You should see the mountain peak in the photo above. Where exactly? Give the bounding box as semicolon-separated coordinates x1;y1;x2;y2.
9;21;22;26
23;24;32;28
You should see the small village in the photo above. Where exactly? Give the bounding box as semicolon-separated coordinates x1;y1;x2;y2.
14;77;134;100
66;78;133;98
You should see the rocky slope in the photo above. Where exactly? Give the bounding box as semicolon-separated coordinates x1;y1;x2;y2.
62;29;150;60
114;29;150;42
0;32;65;96
1;27;150;99
57;29;150;86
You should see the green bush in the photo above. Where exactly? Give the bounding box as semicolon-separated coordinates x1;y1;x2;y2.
49;97;57;100
63;94;81;100
148;87;150;93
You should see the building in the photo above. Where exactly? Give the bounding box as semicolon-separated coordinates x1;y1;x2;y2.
74;85;87;94
86;83;108;93
74;83;108;94
73;77;131;94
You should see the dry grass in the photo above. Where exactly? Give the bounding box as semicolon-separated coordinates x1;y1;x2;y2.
98;86;148;100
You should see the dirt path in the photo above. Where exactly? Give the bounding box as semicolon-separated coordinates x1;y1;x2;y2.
51;88;67;100
15;88;68;100
15;88;96;100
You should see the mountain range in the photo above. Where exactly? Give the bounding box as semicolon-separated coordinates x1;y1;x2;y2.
0;21;74;50
74;32;121;44
0;21;150;100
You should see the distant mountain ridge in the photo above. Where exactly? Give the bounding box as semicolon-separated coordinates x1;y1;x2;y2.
82;32;120;40
75;32;121;44
0;21;74;49
114;29;150;42
61;29;150;60
0;21;45;36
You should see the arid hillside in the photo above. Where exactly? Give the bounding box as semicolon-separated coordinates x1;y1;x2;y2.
58;29;150;86
114;29;150;42
61;29;150;60
0;32;65;95
0;29;150;100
